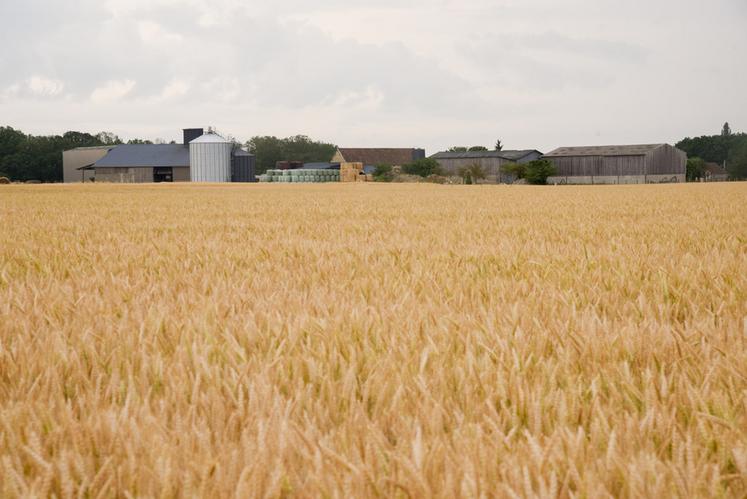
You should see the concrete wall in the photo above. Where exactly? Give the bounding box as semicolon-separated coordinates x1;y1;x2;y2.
95;167;154;183
548;174;685;185
62;147;112;183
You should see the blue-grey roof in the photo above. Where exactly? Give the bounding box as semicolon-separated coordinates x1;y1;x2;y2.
301;162;339;170
430;150;541;161
543;144;665;157
93;144;190;168
233;148;253;157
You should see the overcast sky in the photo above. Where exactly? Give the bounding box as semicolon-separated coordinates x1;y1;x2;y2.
1;0;745;153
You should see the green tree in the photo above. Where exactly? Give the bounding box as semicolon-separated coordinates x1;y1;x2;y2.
676;132;747;165
524;159;557;184
372;163;394;182
722;122;732;136
502;162;526;180
0;126;173;182
96;131;123;145
458;163;486;184
504;160;556;185
448;146;468;152
402;158;443;177
495;139;503;151
686;157;706;181
468;146;488;152
247;135;336;174
727;141;747;179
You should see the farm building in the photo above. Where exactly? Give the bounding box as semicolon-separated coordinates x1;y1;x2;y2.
332;148;425;173
703;162;729;182
64;128;255;183
62;146;114;183
543;144;686;184
430;150;542;183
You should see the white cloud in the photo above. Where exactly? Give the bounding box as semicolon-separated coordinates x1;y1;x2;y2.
138;20;183;44
27;76;65;96
91;80;137;103
0;0;745;151
160;79;190;99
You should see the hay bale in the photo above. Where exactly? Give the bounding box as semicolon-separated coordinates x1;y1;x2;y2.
0;177;10;184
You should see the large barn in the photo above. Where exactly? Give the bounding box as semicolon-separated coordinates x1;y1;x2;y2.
331;148;425;173
63;128;255;183
430;150;542;183
543;144;686;184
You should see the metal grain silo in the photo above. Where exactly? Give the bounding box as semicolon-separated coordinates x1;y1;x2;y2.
189;132;232;182
231;148;256;182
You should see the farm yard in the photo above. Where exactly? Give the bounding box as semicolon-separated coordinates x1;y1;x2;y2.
1;182;746;497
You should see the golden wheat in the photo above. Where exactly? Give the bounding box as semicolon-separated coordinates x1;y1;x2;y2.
0;182;746;498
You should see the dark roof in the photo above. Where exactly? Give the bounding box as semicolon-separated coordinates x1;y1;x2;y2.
337;148;421;166
93;144;190;168
704;162;728;175
430;150;541;161
233;148;253;157
66;146;115;152
544;144;665;157
302;162;339;170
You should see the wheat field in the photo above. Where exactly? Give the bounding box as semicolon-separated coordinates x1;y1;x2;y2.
0;182;746;498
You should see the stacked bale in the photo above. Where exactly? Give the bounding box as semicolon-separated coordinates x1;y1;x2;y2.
258;169;341;183
340;162;364;182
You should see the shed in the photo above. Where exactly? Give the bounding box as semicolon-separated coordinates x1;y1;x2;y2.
92;144;191;183
543;144;686;184
430;150;542;183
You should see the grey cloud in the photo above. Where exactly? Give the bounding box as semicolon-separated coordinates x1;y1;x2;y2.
0;0;745;153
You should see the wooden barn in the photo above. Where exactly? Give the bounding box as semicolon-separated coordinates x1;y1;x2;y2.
430;150;542;183
543;144;686;184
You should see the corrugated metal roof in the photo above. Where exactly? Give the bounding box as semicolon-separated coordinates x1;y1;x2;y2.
93;144;190;168
67;146;115;151
190;133;231;144
430;150;541;161
543;144;665;157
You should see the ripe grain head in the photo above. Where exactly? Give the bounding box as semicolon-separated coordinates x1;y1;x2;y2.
0;182;745;497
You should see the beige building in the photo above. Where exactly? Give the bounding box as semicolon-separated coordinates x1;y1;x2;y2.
62;146;113;182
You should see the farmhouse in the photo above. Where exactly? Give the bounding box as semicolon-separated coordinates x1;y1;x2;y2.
703;162;729;182
430;150;542;183
543;144;686;184
63;128;255;183
331;148;425;172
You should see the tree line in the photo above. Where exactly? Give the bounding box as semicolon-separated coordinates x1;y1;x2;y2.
1;123;746;182
0;127;166;182
676;123;747;180
0;126;336;181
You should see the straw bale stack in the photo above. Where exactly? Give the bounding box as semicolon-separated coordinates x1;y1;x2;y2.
340;162;363;183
